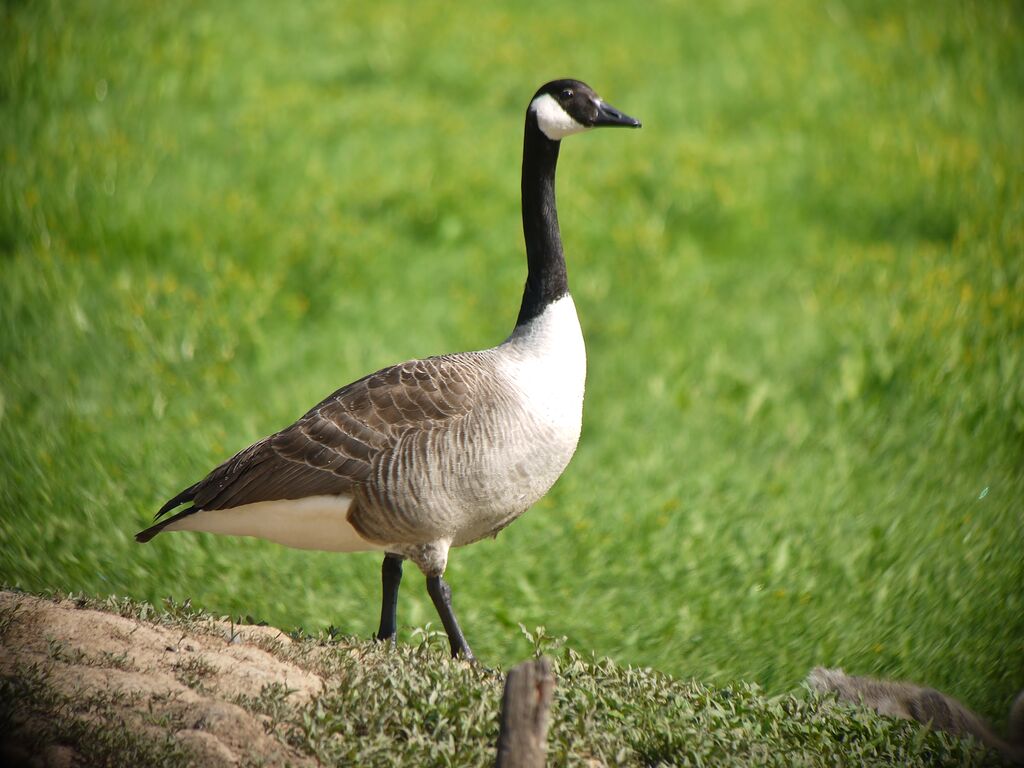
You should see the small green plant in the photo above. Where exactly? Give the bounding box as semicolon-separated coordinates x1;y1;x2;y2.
97;649;136;671
234;681;298;735
172;654;217;691
46;637;87;665
518;623;568;658
0;601;21;638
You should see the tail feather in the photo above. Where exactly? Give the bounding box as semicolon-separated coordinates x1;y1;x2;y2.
136;506;200;543
155;483;199;521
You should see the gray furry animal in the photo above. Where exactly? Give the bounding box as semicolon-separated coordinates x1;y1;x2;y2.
808;667;1024;765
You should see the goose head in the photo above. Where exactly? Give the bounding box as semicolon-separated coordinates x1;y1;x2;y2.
528;79;641;141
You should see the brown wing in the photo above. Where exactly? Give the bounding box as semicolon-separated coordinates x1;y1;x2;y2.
155;355;483;516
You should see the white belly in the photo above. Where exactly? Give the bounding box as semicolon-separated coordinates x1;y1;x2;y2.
165;495;386;553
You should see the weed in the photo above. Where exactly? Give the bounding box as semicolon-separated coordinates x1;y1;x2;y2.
172;654;218;691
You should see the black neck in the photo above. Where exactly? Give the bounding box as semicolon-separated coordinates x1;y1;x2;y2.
515;114;568;327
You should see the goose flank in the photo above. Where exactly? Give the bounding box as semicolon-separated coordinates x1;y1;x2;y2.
137;79;641;660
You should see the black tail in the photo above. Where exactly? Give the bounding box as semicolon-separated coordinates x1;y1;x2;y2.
135;506;200;543
136;483;201;543
155;483;199;520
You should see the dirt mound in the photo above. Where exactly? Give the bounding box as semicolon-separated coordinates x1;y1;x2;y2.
0;590;330;767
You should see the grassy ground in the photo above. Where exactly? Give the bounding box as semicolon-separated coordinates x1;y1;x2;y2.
0;591;1002;767
2;0;1022;734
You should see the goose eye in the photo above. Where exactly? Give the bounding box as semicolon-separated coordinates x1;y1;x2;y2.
560;88;574;100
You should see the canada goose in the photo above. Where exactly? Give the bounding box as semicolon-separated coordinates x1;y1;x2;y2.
808;667;1024;764
137;79;640;660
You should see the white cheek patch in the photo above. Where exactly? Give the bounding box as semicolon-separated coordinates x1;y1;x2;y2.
530;93;588;140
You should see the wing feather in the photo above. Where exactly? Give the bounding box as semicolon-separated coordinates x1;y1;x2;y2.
157;355;485;515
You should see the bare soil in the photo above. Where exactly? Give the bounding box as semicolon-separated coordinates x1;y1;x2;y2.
0;590;332;767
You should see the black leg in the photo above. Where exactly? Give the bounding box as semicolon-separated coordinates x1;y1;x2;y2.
376;553;404;642
426;575;475;660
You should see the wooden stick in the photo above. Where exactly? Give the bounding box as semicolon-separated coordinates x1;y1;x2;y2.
495;657;555;768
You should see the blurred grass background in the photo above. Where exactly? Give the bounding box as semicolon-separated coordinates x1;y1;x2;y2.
2;0;1022;724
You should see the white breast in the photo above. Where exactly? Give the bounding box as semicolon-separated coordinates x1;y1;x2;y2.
499;295;587;434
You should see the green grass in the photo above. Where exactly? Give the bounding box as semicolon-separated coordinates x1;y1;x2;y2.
2;0;1022;735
